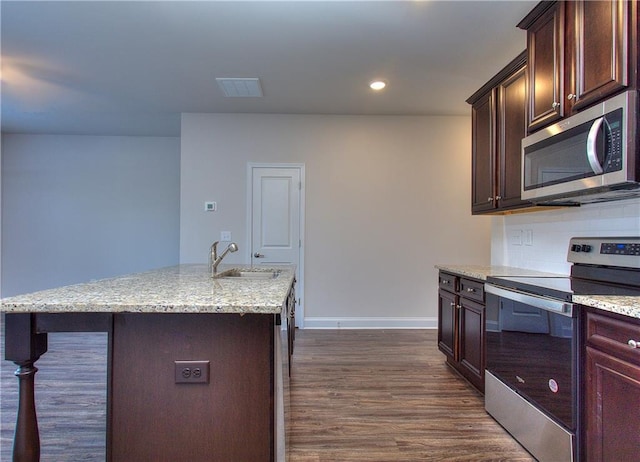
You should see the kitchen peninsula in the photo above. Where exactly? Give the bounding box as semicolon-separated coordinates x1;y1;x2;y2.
1;264;296;462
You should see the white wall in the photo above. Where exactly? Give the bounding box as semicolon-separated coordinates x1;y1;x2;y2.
491;198;640;274
1;134;181;296
180;113;492;328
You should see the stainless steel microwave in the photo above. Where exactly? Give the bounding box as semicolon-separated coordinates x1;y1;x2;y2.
521;90;639;205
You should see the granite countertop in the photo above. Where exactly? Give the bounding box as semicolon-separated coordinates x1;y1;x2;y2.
573;295;640;320
435;264;565;281
436;264;640;321
0;264;296;314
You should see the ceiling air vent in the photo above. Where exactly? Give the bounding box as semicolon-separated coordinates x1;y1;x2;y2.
215;78;263;97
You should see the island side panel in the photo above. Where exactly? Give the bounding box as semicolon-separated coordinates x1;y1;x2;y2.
110;313;275;462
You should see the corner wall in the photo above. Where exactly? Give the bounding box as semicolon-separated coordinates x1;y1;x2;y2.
1;134;181;296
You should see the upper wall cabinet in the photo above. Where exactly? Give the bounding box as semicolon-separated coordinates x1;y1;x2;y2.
467;52;531;214
518;0;636;133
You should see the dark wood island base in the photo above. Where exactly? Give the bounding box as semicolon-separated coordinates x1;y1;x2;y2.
4;311;284;461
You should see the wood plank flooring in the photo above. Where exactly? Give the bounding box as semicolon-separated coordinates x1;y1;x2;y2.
288;329;533;462
1;327;533;461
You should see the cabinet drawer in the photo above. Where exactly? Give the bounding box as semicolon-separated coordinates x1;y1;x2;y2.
439;272;458;292
586;310;640;366
460;278;484;302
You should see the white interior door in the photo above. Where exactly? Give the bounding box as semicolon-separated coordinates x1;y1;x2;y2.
250;165;304;327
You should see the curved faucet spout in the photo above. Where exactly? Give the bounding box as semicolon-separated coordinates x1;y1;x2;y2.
210;242;238;276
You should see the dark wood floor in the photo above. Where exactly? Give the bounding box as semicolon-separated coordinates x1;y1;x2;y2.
1;328;533;461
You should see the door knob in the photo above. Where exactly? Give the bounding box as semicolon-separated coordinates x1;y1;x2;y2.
254;252;265;258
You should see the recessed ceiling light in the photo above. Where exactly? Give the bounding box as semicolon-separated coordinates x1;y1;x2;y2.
369;80;387;91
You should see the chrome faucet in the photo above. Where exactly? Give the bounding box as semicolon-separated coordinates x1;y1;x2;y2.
209;241;239;276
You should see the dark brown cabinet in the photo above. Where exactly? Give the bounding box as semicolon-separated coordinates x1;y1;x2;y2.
584;308;640;461
520;1;565;131
468;51;530;214
437;271;485;393
519;0;635;132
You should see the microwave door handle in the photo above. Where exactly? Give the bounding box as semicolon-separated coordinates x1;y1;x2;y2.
586;116;605;174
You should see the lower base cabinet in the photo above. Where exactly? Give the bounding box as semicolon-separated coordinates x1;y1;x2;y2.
437;271;485;393
584;308;640;461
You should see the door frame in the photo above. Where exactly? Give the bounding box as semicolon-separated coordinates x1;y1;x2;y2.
246;163;305;328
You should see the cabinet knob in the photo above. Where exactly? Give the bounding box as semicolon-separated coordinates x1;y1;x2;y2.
466;288;475;293
567;93;575;100
495;195;502;201
456;305;462;310
552;101;560;109
442;279;450;284
487;197;494;203
450;302;456;307
628;339;639;349
254;252;265;258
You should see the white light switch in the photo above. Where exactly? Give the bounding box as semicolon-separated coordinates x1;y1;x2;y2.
220;231;232;241
204;201;217;212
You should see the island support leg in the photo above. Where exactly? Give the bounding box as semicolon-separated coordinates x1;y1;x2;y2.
13;362;40;461
4;313;48;462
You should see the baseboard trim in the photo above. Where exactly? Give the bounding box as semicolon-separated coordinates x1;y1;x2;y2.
302;317;437;329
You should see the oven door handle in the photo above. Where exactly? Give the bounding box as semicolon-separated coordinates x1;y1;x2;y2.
485;284;574;317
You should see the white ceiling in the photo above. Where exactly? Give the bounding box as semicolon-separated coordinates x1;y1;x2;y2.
1;0;537;137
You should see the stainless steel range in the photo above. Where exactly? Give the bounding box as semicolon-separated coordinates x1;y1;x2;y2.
484;237;640;462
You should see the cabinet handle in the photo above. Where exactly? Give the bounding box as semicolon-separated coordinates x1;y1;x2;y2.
466;288;475;293
567;93;575;100
628;339;639;349
552;101;560;109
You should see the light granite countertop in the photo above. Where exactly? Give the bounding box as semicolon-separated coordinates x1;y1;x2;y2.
573;295;640;320
0;264;296;314
436;264;640;321
435;264;565;281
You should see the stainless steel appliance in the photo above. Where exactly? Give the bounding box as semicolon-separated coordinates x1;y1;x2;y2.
521;91;638;205
484;237;640;462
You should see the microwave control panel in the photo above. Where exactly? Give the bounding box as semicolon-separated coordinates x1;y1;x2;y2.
603;109;624;172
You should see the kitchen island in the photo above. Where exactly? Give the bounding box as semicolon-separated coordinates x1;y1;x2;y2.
1;264;296;462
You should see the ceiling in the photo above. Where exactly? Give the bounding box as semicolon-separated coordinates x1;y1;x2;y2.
1;1;537;137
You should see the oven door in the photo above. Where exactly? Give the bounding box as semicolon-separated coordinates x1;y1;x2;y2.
485;285;577;431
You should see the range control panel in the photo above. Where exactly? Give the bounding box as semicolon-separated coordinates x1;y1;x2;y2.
568;237;640;268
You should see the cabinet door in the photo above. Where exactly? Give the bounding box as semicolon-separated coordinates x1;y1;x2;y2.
570;0;629;112
437;289;457;362
471;91;496;214
458;297;485;392
527;2;565;131
497;65;529;210
585;346;640;461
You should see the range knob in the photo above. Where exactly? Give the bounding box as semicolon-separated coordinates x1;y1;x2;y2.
581;245;592;253
571;244;582;252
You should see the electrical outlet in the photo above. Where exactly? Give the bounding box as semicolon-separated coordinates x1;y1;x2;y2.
175;360;210;384
220;231;232;241
510;230;523;246
524;229;533;246
204;201;217;212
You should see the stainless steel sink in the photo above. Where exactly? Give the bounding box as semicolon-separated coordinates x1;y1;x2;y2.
216;269;281;279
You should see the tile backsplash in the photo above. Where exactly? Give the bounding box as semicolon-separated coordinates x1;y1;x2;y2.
492;198;640;274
